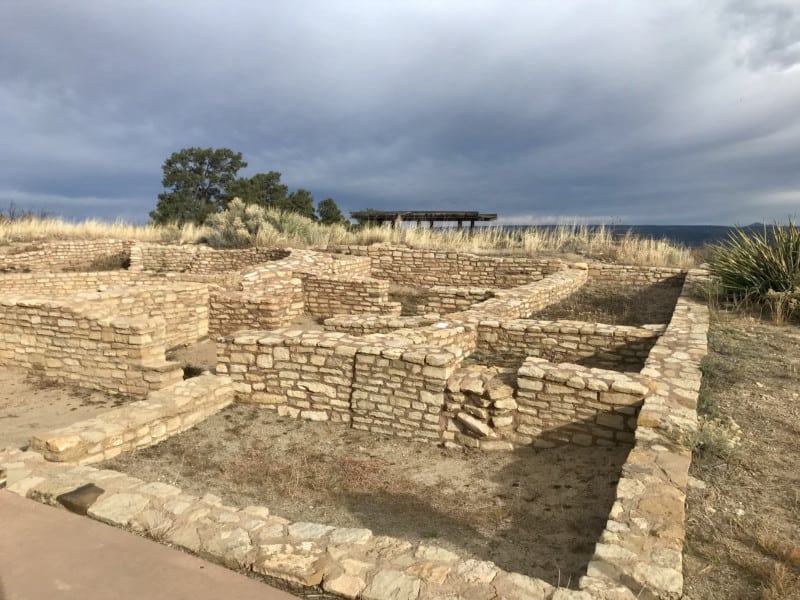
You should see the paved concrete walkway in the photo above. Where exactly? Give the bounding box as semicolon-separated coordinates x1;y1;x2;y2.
0;491;297;600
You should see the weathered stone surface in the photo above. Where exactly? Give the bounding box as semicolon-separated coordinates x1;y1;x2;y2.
330;527;373;545
362;569;421;600
87;492;150;526
414;544;460;563
255;542;327;587
324;573;367;598
455;412;495;438
455;559;498;584
288;521;334;539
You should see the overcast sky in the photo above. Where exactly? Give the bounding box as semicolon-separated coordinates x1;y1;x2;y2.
2;1;799;225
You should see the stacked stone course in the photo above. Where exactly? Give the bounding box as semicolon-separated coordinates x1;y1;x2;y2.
301;275;401;319
334;245;565;287
29;374;234;464
0;240;711;599
477;319;663;372
410;286;495;315
0;239;131;272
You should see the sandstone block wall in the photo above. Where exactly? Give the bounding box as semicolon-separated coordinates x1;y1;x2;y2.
0;239;131;272
451;266;589;322
477;319;662;372
301;274;401;319
0;298;182;397
588;265;685;287
409;286;495;315
209;275;304;336
217;328;466;442
333;245;565;287
29;374;234;464
324;314;441;336
0;271;154;296
515;358;648;446
129;243;290;274
67;284;209;349
581;269;709;599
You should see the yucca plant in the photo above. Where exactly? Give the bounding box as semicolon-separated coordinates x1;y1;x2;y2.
708;220;800;323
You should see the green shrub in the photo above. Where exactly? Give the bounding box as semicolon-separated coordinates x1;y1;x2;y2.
204;198;275;248
708;220;800;323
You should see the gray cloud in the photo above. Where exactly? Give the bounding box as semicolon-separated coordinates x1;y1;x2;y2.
1;0;799;225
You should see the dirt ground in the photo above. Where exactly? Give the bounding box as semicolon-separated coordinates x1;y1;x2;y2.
0;366;127;450
534;281;684;326
683;310;800;599
105;405;630;588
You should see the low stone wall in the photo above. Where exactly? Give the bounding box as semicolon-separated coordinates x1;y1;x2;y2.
68;284;209;350
0;277;209;351
1;446;562;600
477;319;663;372
0;298;182;397
588;264;685;287
515;358;648;446
0;239;131;272
29;374;234;464
580;269;709;599
324;314;441;336
452;266;589;322
0;271;155;296
217;327;468;442
301;274;401;319
209;276;304;336
410;286;495;315
129;243;290;273
333;245;565;287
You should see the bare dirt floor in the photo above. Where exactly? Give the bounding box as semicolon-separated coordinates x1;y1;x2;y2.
0;366;127;450
533;282;684;326
105;406;631;588
683;310;800;599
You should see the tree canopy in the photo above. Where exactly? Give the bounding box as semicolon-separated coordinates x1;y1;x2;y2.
150;147;348;226
150;147;246;225
317;198;348;225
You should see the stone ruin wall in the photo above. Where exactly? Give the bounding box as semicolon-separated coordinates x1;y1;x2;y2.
0;241;710;600
0;239;132;272
403;286;496;315
477;319;663;372
0;273;209;397
300;275;401;320
333;245;565;287
0;298;181;397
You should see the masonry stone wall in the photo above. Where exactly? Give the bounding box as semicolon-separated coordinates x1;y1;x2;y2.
29;374;234;464
129;243;289;273
409;286;495;315
67;284;209;349
588;265;685;287
324;314;441;336
333;245;565;287
514;358;648;446
301;274;401;319
580;269;710;599
451;266;589;322
0;298;182;397
0;239;131;272
0;275;209;350
217;326;470;442
209;276;305;336
477;319;663;372
0;271;150;295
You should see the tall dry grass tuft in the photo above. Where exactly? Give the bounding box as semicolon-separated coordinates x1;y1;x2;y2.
0;216;206;245
0;207;697;268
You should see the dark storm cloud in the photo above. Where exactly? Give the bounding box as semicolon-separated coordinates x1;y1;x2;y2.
1;0;799;224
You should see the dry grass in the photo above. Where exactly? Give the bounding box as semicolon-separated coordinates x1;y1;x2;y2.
684;312;800;599
0;217;206;245
0;214;697;268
